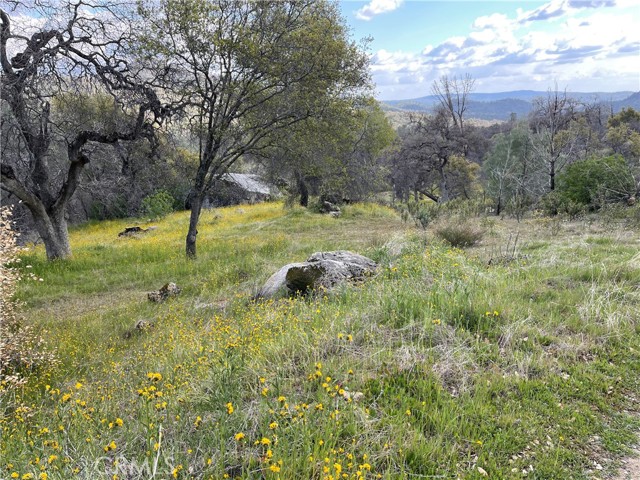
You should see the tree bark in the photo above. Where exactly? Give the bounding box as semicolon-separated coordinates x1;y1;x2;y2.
32;210;71;260
438;162;450;203
186;193;202;258
1;163;75;260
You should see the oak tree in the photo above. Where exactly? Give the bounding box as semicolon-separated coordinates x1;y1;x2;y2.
1;0;166;259
136;0;371;257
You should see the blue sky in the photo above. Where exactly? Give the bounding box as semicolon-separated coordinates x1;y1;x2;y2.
339;0;640;100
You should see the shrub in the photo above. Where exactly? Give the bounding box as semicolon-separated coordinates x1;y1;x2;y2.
406;200;439;229
0;207;57;394
435;222;484;248
558;155;635;209
141;189;175;220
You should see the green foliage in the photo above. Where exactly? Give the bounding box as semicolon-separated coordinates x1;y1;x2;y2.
558;155;635;209
140;190;175;219
405;200;439;229
608;107;640;129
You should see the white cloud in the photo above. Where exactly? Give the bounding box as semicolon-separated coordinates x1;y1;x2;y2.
356;0;403;21
370;2;640;99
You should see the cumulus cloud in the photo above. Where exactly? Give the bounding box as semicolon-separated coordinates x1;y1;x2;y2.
355;0;403;21
369;1;639;99
566;0;616;8
518;0;567;23
518;0;617;24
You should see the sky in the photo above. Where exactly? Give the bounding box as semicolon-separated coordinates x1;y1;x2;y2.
339;0;640;100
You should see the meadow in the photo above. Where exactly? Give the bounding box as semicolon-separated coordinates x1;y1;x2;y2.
2;202;640;479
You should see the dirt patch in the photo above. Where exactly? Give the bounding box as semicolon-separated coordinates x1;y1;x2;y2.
612;448;640;480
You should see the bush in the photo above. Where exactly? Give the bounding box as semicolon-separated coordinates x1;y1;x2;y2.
435;222;484;248
141;190;175;220
538;191;585;219
558;155;635;209
405;200;439;229
0;207;57;394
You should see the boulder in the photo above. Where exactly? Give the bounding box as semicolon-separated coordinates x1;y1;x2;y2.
118;226;155;237
147;282;181;302
319;201;341;215
257;251;377;299
256;262;307;299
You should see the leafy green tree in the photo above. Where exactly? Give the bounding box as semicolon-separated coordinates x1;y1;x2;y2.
259;98;395;206
606;108;640;160
137;0;371;257
558;155;636;208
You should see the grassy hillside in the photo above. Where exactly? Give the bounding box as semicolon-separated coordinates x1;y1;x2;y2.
3;202;640;479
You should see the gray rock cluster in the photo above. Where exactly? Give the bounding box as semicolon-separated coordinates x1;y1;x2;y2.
147;282;181;302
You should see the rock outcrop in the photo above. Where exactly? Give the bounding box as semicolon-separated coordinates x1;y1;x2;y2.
257;251;377;299
118;226;156;237
147;282;181;302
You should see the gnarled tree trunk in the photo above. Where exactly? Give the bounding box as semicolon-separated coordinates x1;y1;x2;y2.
32;209;71;260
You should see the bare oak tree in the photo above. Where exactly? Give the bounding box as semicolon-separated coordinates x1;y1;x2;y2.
529;86;577;191
431;74;475;144
392;75;477;204
1;1;166;259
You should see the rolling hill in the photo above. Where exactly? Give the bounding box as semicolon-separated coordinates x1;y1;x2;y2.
382;90;639;121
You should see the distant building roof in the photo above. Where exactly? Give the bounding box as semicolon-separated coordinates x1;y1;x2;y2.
221;173;274;196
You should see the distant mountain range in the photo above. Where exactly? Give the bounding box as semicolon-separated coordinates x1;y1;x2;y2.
382;91;640;122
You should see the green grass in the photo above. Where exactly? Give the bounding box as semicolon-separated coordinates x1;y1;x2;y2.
2;202;640;479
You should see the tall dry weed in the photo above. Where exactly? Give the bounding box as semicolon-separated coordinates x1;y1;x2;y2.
0;206;56;394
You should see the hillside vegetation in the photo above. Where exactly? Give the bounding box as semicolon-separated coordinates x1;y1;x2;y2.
382;91;640;121
3;202;640;479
